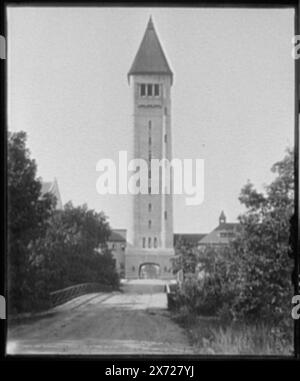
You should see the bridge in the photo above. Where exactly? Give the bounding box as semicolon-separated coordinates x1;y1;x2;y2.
7;279;194;355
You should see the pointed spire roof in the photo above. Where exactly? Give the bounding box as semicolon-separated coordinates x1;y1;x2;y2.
219;210;227;224
128;17;173;83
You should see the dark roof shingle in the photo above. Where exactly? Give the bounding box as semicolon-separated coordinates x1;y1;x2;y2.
174;233;207;245
109;230;127;242
199;223;240;245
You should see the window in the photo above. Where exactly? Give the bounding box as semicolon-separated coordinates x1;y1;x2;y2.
147;84;153;96
149;136;152;145
148;220;152;229
148;186;151;194
148;203;152;212
164;107;167;116
148;237;151;248
148;169;151;180
141;84;160;97
164;211;167;220
140;84;146;97
142;237;146;248
154;237;158;248
164;134;167;143
148;120;152;130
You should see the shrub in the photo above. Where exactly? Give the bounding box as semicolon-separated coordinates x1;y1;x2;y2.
32;203;119;292
172;148;294;328
8;131;119;313
7;131;56;313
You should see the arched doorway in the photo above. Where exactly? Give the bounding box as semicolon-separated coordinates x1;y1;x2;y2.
139;263;160;279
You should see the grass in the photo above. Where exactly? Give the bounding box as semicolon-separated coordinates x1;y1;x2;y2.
173;310;294;355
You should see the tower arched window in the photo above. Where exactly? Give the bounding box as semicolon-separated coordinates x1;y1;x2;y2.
148;203;152;212
142;237;146;248
148;237;151;248
148;220;152;229
154;237;158;248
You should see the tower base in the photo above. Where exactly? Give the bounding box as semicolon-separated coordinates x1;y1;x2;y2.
125;248;175;280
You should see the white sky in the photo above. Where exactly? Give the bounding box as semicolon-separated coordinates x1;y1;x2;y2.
7;7;295;233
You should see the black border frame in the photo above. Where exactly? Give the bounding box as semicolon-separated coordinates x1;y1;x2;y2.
0;0;299;363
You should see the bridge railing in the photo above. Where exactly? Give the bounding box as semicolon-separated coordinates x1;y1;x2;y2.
50;283;114;307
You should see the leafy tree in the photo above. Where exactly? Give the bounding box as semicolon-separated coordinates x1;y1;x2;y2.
8;131;119;313
173;148;294;327
175;245;239;317
231;148;294;323
32;202;119;291
7;131;56;312
173;238;198;276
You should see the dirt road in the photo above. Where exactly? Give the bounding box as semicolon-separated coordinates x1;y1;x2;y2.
7;289;194;355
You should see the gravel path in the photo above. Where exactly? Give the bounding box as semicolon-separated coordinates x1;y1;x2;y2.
7;291;194;355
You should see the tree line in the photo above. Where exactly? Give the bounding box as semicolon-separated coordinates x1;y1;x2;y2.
173;147;295;332
8;131;119;313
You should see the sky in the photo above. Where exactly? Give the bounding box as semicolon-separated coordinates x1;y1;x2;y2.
7;7;295;233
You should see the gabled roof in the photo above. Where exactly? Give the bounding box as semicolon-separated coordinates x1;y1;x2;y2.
199;223;240;245
128;17;173;82
40;178;63;210
220;210;226;218
109;229;127;242
219;210;226;220
174;233;207;246
41;181;53;194
215;223;239;231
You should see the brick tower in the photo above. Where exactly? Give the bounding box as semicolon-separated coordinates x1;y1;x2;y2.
125;17;175;279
